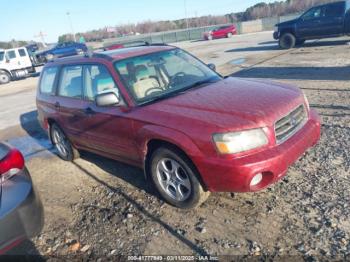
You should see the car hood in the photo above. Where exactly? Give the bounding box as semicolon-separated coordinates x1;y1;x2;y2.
138;77;304;132
276;18;299;27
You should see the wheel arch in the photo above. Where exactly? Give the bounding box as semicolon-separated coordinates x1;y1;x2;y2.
144;138;209;191
0;69;12;77
280;28;296;38
136;125;207;190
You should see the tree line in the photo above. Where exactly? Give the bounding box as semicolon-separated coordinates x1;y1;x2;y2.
1;0;340;47
59;0;338;42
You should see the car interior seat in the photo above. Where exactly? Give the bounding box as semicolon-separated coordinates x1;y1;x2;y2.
132;65;160;99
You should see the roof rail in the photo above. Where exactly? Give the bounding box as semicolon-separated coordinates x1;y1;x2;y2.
104;40;168;50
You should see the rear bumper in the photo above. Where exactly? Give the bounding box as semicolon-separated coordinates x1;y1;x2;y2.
195;109;321;192
0;169;44;254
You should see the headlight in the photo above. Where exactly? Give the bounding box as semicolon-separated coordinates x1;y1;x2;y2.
213;128;268;155
303;93;310;111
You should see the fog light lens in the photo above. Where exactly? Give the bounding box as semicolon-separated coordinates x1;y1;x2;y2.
250;173;263;187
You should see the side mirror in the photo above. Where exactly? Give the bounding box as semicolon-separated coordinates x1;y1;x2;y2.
207;63;216;71
95;92;120;107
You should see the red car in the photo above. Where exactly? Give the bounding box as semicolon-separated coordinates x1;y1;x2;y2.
104;43;124;51
36;44;321;209
203;25;237;40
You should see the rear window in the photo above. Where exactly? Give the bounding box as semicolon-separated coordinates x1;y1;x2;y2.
40;67;58;94
18;48;27;57
0;144;9;161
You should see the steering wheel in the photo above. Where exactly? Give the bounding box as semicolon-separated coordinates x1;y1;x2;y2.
145;87;164;96
169;72;186;87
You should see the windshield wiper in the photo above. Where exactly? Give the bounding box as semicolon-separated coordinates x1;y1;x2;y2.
176;77;220;94
139;77;220;106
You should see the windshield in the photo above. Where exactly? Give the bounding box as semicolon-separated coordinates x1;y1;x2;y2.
0;51;4;61
114;49;221;104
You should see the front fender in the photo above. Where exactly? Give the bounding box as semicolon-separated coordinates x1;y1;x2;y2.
135;125;203;164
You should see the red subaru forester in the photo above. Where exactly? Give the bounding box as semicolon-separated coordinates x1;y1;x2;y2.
36;43;321;209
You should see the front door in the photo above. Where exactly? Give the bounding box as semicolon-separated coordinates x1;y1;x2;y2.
79;64;139;163
297;6;327;39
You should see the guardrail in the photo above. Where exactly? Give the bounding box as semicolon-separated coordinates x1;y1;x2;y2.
103;13;301;47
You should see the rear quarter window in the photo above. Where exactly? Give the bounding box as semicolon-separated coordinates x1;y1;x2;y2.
40;67;58;94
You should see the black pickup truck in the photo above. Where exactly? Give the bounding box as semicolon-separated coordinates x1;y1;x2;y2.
274;1;350;49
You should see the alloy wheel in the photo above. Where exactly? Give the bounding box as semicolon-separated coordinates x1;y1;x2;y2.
52;128;69;158
156;158;192;201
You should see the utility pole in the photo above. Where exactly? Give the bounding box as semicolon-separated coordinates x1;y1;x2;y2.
184;0;189;30
66;11;77;42
34;31;47;47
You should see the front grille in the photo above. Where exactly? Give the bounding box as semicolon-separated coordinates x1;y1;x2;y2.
275;105;307;144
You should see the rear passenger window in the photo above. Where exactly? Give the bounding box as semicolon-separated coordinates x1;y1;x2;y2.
58;65;83;99
18;49;26;57
84;65;119;100
40;67;58;94
325;3;344;17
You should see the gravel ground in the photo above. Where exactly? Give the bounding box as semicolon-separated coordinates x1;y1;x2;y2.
1;34;349;259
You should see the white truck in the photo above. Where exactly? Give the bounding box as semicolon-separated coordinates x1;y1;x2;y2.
0;47;36;85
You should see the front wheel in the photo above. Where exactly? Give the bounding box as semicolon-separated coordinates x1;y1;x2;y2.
50;123;79;161
227;32;233;38
150;147;210;209
279;33;296;49
0;71;11;85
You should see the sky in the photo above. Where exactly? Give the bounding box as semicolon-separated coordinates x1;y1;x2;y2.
1;0;276;43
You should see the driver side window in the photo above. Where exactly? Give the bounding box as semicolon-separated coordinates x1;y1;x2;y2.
302;6;325;20
83;64;119;101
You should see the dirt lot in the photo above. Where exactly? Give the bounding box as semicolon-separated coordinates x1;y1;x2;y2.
0;31;349;259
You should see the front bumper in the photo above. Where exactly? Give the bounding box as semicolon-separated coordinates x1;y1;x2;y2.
196;109;321;192
273;31;279;40
0;169;44;254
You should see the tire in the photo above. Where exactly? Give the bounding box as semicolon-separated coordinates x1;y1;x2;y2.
279;33;296;49
150;146;210;209
0;71;11;85
296;39;306;46
227;33;233;38
50;123;79;161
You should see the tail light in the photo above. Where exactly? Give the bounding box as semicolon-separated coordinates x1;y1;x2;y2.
0;148;25;183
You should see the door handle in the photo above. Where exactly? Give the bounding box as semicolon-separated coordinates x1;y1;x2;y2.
84;107;95;116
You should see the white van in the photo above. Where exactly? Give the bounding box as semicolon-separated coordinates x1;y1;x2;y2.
0;47;36;84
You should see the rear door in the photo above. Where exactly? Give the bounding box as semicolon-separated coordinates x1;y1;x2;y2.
321;2;346;36
55;65;91;147
17;48;32;68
